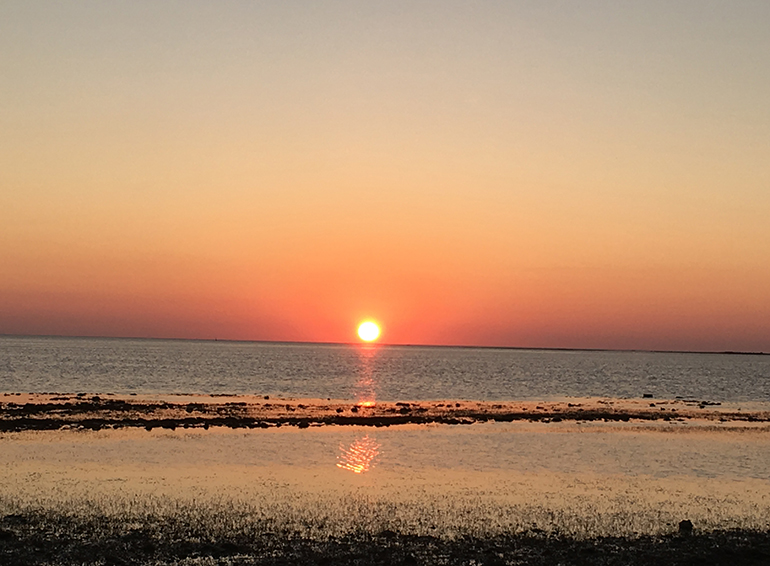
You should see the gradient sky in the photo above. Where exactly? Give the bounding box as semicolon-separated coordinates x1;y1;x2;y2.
1;1;769;351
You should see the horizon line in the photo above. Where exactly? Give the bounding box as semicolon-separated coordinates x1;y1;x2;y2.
1;332;767;357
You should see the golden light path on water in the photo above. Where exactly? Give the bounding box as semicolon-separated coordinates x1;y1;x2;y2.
336;435;381;474
337;343;381;474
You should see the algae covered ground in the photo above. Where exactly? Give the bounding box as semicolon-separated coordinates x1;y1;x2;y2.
2;508;770;566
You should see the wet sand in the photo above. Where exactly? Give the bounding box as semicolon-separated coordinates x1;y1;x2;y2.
2;392;768;432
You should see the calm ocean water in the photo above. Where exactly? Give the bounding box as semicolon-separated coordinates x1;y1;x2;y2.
1;336;768;402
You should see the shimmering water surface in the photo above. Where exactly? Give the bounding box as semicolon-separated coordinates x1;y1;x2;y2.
2;422;770;537
1;335;768;401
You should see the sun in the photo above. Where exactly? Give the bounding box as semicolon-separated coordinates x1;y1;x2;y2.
357;321;380;342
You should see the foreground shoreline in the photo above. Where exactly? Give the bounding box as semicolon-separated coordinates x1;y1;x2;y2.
1;510;769;566
1;393;769;432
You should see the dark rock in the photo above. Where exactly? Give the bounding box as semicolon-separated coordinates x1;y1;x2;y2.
679;519;694;534
643;393;653;398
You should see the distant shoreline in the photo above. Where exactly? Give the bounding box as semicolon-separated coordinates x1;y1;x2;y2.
1;333;767;356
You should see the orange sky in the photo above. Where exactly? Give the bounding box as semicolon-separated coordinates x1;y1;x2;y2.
1;1;769;351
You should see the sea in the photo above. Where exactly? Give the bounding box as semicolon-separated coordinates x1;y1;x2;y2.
0;335;768;402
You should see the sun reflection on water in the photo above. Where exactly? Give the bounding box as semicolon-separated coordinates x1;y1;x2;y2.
335;344;382;474
354;344;379;407
337;435;381;474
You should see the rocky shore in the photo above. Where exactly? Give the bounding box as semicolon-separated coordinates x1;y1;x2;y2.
1;393;767;433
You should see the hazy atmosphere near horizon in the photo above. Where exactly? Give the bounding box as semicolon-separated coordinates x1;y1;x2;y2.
2;0;769;352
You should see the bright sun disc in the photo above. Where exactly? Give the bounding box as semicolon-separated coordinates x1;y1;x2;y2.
357;321;380;342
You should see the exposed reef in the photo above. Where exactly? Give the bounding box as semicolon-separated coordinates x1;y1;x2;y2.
1;393;768;432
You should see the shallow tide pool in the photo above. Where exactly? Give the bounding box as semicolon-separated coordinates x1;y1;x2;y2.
2;420;769;538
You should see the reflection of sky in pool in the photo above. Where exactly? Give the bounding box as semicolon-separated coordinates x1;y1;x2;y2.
1;420;769;539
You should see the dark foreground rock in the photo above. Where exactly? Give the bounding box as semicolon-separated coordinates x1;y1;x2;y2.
1;512;769;566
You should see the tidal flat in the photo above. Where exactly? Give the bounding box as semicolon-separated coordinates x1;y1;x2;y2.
1;395;769;565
